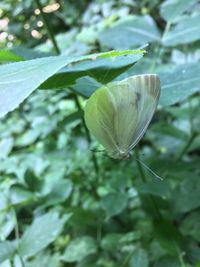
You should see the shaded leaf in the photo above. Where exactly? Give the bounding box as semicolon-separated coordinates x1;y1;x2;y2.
129;248;149;267
40;52;143;90
100;192;128;218
62;236;97;262
0;241;17;263
19;212;66;257
154;256;180;267
26;252;60;267
159;63;200;106
160;0;196;22
0;50;143;118
171;175;200;214
180;211;200;242
154;219;182;255
162;15;200;46
99;15;161;49
139;180;171;200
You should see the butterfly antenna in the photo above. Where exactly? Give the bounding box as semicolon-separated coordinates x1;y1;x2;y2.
134;156;164;181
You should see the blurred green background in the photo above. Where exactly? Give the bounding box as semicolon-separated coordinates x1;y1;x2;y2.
1;0;200;266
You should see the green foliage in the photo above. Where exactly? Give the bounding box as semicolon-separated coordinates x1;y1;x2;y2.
1;0;200;266
62;236;97;262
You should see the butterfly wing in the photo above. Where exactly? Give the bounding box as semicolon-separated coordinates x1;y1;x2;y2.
84;74;160;158
84;84;120;154
126;74;160;151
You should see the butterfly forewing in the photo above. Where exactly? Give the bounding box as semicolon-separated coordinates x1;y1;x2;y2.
127;74;160;150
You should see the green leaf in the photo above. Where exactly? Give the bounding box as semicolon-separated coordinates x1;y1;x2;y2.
100;192;128;218
0;50;24;62
40;52;143;91
62;236;97;262
19;212;66;257
0;241;17;263
101;232;141;252
172;175;200;214
71;76;102;97
129;248;149;267
162;15;200;46
0;50;143;118
154;256;180;267
139;180;171;199
26;252;60;267
0;56;70;118
185;240;200;264
153;219;182;255
160;0;196;22
43;179;73;206
180;211;200;242
159;63;200;106
10;184;34;205
99;15;160;49
101;233;123;252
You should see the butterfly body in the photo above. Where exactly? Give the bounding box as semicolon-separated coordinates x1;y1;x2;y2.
84;74;160;159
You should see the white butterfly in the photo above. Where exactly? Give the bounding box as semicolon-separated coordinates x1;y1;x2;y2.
84;74;160;159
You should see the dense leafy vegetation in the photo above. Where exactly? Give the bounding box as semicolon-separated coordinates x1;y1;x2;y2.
0;0;200;266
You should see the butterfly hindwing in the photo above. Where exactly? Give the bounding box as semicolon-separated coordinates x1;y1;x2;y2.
84;74;160;159
84;85;120;153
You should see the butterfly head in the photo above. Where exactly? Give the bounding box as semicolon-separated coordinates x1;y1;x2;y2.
109;149;132;160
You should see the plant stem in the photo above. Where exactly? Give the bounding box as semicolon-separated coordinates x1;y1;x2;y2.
150;21;171;72
73;94;99;174
10;260;15;267
134;150;187;267
176;246;186;267
12;208;25;267
34;0;60;55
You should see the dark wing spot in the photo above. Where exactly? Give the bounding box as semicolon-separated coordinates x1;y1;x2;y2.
135;92;141;110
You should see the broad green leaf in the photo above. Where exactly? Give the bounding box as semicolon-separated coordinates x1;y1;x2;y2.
160;0;197;22
0;50;144;118
153;219;182;255
159;63;200;106
0;50;24;62
138;180;171;199
62;236;97;262
180;211;200;242
0;137;13;159
129;248;149;267
154;256;180;267
26;252;60;267
19;212;66;257
171;175;200;214
101;233;122;252
101;232;140;252
39;52;143;90
71;76;102;97
0;241;17;263
12;47;53;60
185;240;200;265
0;56;71;118
98;15;161;49
43;179;73;206
10;184;34;205
162;15;200;46
100;192;128;218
